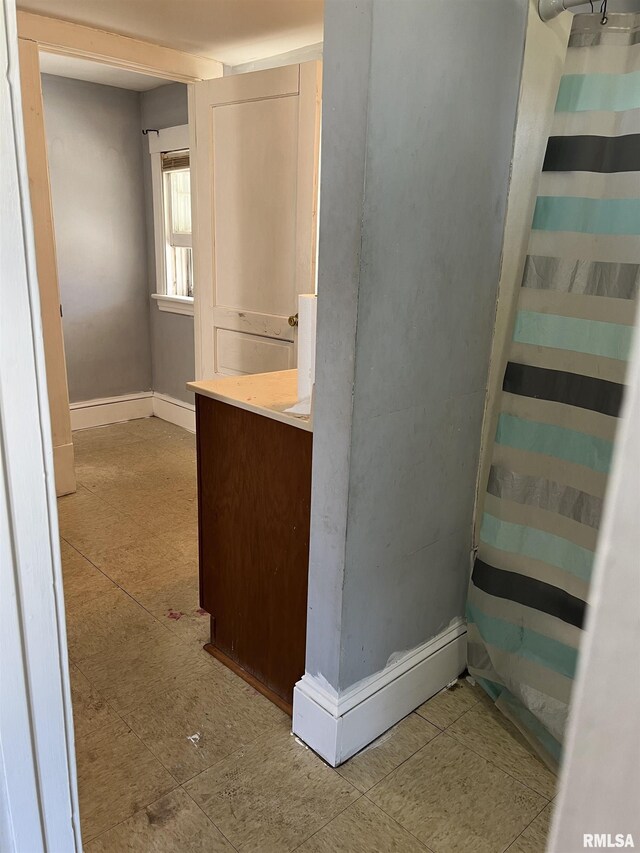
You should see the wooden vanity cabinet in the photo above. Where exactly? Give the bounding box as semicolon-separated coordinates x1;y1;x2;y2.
195;393;312;714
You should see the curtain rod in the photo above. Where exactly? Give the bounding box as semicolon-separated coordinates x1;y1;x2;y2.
538;0;593;21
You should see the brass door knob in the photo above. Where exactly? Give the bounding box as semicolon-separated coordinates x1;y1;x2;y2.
288;313;299;327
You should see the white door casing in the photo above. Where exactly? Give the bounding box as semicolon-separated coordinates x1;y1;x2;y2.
1;0;80;848
190;61;322;379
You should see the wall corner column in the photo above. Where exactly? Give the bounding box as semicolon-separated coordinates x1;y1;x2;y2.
293;0;373;742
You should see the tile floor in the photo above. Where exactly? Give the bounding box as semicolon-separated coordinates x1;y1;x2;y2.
59;417;556;852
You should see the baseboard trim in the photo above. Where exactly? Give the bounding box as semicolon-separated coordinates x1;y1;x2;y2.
292;619;467;767
69;391;195;433
152;392;195;433
53;442;76;496
70;392;153;431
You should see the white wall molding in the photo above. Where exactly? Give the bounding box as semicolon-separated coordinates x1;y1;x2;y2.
69;391;153;430
293;620;467;767
69;391;195;433
152;392;195;432
151;293;194;316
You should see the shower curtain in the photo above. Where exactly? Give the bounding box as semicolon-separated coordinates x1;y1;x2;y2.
467;11;639;768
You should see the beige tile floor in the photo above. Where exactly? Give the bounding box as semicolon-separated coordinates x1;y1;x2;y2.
59;417;556;852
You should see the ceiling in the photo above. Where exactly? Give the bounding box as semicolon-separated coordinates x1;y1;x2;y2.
38;52;168;90
18;0;324;67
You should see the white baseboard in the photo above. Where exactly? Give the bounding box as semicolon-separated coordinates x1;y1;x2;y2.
53;442;76;496
152;392;195;433
70;391;195;433
70;392;153;431
292;619;467;767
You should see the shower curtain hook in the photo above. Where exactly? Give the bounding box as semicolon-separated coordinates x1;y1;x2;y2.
600;0;608;25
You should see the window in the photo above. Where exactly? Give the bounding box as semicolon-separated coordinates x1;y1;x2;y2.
148;125;194;316
162;151;193;298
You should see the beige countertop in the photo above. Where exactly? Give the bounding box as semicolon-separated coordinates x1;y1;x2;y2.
187;369;312;432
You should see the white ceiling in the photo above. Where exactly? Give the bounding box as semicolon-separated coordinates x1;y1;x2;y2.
38;52;168;90
18;0;324;67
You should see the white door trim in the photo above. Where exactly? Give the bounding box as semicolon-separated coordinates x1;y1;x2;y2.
1;1;80;847
18;37;77;498
17;10;223;82
292;620;467;766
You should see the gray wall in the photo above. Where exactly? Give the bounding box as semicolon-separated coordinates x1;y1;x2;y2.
140;83;195;404
307;0;528;691
42;75;151;403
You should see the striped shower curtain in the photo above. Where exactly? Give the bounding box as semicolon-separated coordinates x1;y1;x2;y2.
467;11;639;769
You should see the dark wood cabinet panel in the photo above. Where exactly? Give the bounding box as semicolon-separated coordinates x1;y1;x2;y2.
196;394;312;713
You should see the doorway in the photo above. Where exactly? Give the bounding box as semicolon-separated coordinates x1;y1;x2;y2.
39;58;188;434
19;12;324;846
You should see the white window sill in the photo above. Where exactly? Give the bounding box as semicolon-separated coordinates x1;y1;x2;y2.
151;293;194;317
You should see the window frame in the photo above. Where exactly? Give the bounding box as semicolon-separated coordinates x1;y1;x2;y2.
148;124;194;316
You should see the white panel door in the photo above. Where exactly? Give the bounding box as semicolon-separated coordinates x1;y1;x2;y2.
190;62;321;378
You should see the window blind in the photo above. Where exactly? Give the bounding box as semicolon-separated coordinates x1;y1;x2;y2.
161;150;189;172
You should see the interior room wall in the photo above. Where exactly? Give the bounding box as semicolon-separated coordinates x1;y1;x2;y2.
140;82;195;405
306;0;529;692
42;74;151;403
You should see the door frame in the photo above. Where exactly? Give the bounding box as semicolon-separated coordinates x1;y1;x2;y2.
17;10;223;497
2;3;79;848
7;9;222;849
